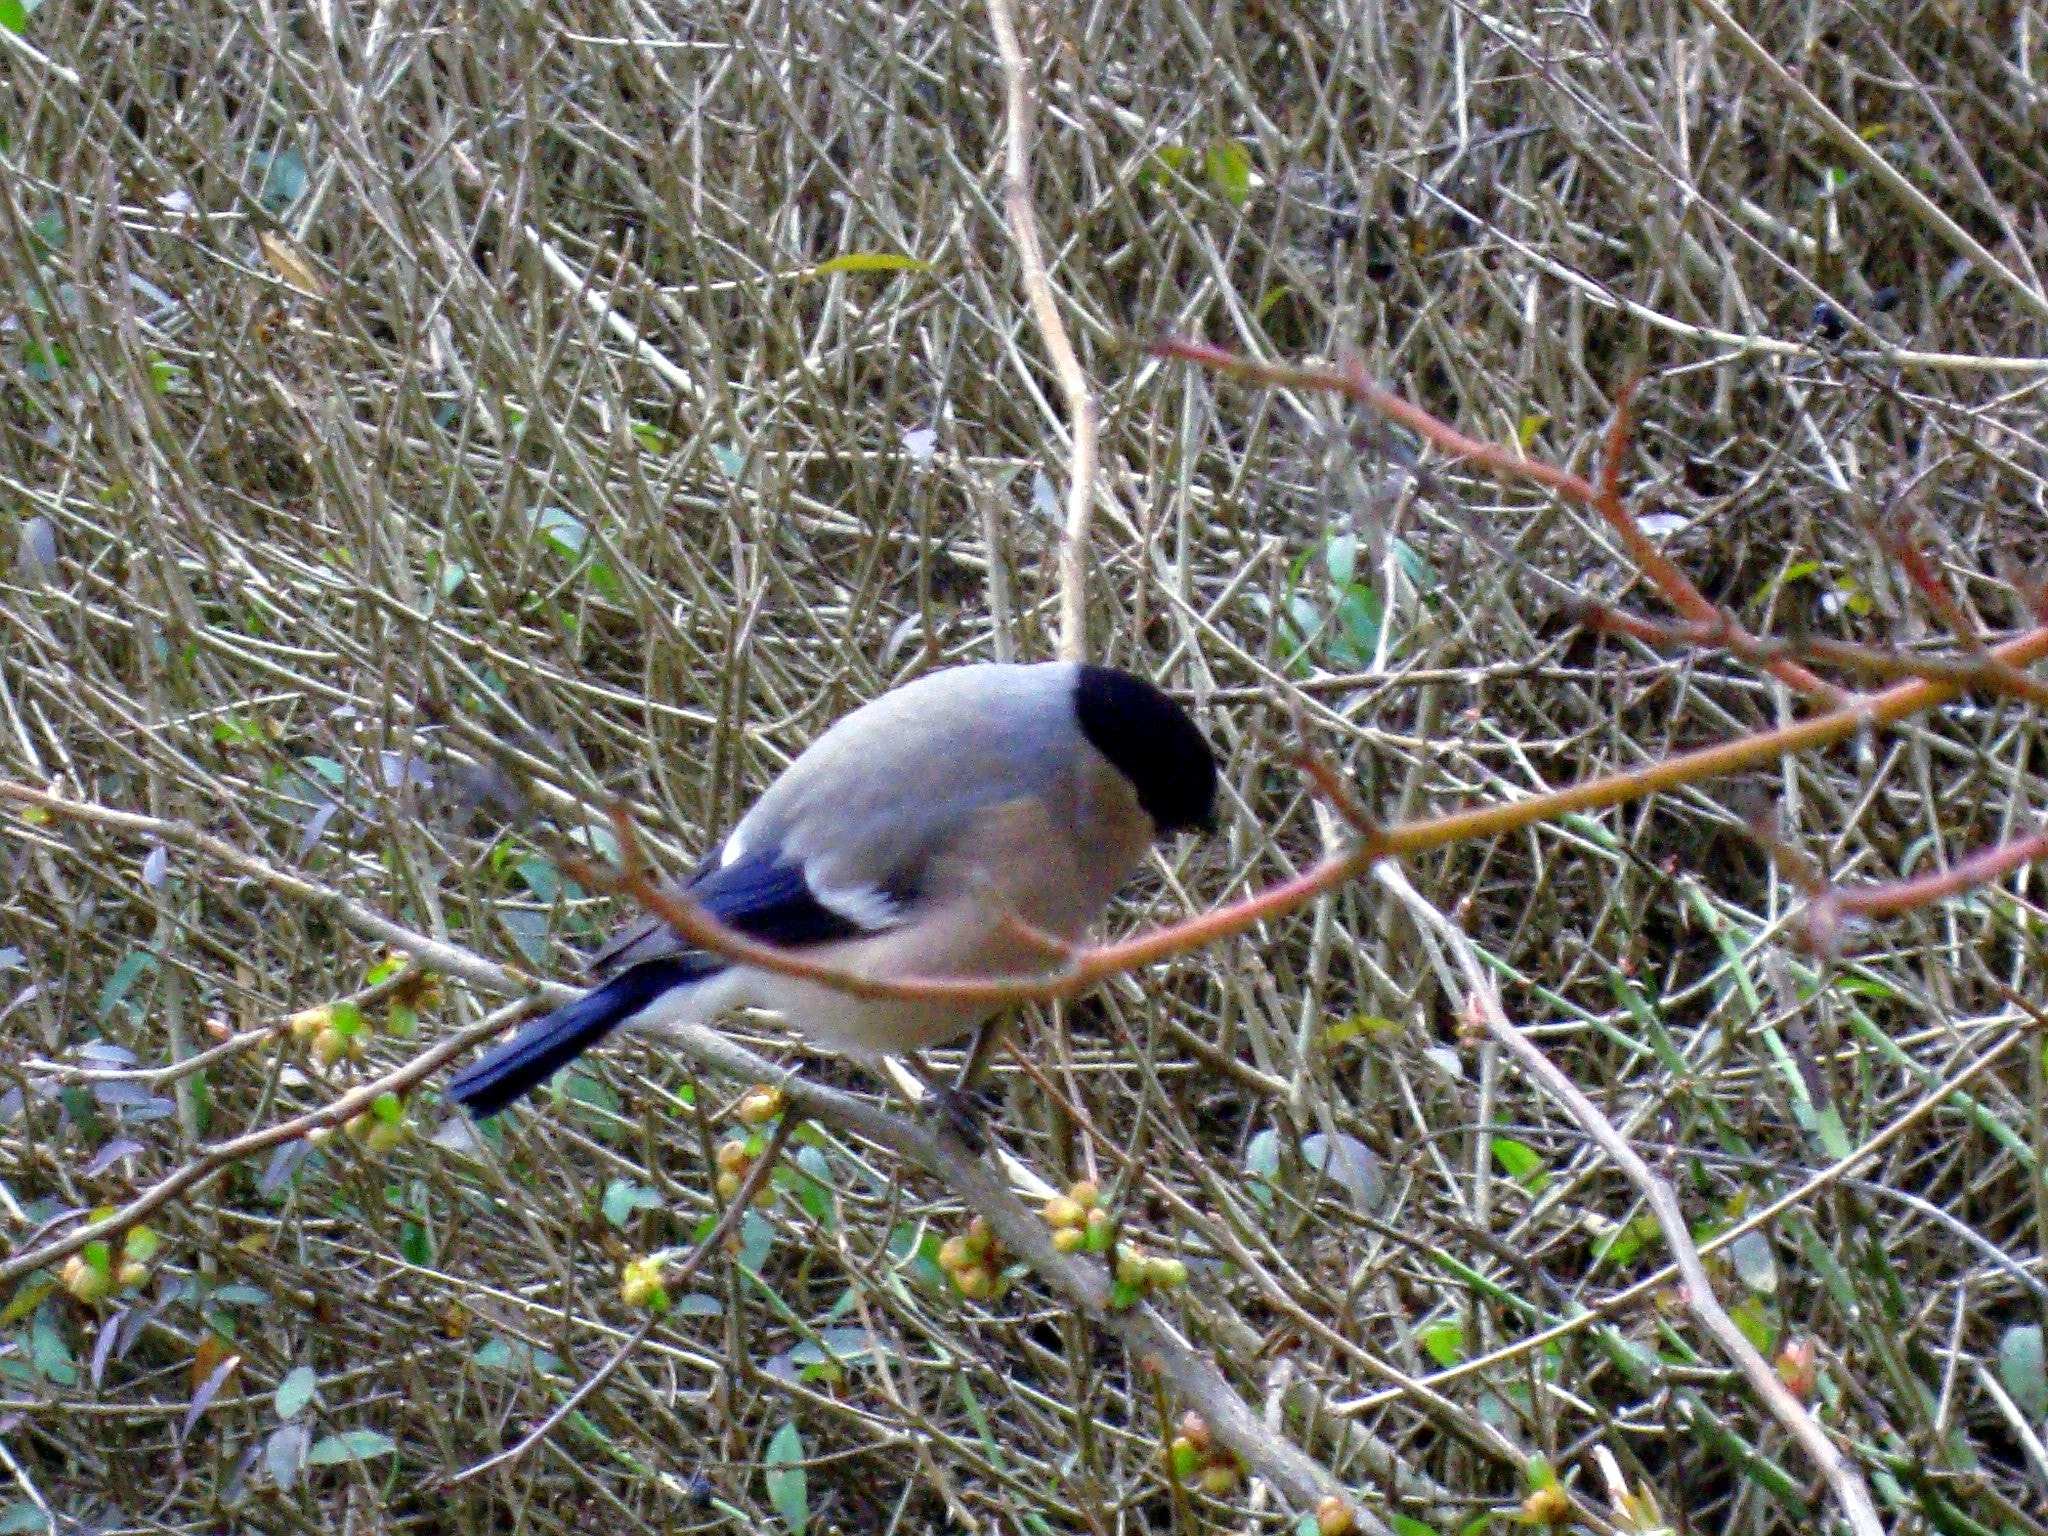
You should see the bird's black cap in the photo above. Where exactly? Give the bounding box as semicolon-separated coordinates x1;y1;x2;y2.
1072;665;1218;834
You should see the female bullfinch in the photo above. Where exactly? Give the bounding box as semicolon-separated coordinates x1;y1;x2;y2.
447;662;1217;1118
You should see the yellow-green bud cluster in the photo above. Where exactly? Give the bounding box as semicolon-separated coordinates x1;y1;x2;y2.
1166;1413;1243;1497
620;1253;670;1312
339;1091;410;1155
713;1138;777;1206
60;1222;160;1305
937;1217;1005;1301
1042;1179;1115;1256
1113;1241;1189;1293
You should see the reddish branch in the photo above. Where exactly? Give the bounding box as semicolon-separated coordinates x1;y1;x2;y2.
526;341;2048;1004
1575;602;2048;709
1155;338;1844;704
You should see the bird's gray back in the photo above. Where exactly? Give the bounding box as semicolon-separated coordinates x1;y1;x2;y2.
729;662;1085;891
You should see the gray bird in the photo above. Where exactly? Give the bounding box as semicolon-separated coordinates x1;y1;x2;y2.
447;662;1217;1118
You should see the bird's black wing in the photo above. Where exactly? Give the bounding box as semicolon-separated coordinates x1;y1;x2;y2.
589;844;906;976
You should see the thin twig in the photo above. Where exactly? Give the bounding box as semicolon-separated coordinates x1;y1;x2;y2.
1161;338;1842;702
445;1113;802;1487
0;996;536;1287
1373;863;1886;1536
986;0;1098;664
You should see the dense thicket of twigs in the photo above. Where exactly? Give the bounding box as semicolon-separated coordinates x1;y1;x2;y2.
2;0;2046;1532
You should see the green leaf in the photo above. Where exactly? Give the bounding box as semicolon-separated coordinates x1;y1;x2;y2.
0;1;27;37
399;1220;433;1268
1391;1518;1437;1536
805;251;933;278
781;1145;836;1227
1242;1127;1280;1210
473;1337;560;1375
736;1209;775;1275
0;1500;49;1534
1324;532;1358;587
305;1428;396;1466
764;1421;808;1533
1729;1296;1774;1354
515;856;560;903
21;341;67;381
601;1179;663;1229
29;1304;74;1384
1999;1323;2045;1421
255;147;308;213
210;1284;271;1308
98;950;157;1020
275;1364;319;1420
1;1280;54;1327
629;420;674;455
557;1067;621;1117
1205;138;1252;206
1491;1138;1548;1190
532;505;587;557
1419;1321;1464;1368
1728;1230;1779;1295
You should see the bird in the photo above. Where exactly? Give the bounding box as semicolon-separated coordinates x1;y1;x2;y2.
446;661;1218;1119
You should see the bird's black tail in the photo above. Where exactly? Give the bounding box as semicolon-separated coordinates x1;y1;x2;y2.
446;956;717;1119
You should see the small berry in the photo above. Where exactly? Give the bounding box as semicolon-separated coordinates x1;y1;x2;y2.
61;1255;112;1304
310;1028;347;1068
714;1170;742;1203
1115;1243;1148;1288
1178;1412;1211;1451
1198;1461;1239;1497
1520;1486;1571;1525
362;1118;407;1155
1148;1256;1189;1289
736;1086;785;1126
1167;1436;1202;1480
1051;1226;1086;1254
952;1263;995;1301
1042;1195;1084;1229
288;1006;330;1042
1316;1495;1355;1535
1068;1179;1099;1209
714;1140;750;1173
620;1255;669;1311
938;1235;972;1272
